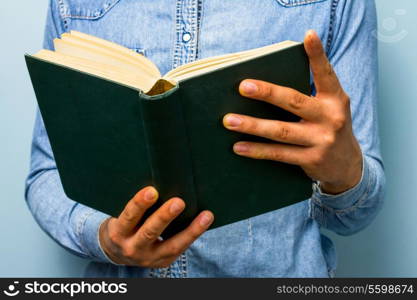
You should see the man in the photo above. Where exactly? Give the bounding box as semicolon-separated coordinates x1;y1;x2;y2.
26;0;385;277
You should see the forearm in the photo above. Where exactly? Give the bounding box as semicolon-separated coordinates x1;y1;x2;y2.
26;169;110;261
25;110;112;263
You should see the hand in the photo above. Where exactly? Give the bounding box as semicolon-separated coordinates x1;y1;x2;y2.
223;30;362;194
99;186;214;267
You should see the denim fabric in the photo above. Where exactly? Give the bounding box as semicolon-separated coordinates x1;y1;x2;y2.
26;0;385;278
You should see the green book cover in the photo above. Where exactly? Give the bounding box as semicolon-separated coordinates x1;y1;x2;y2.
25;42;312;238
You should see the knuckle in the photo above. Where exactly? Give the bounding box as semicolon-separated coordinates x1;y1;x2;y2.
246;118;258;133
256;150;268;160
108;228;121;244
157;215;172;227
166;243;182;256
140;227;159;242
121;245;136;259
326;62;334;77
333;90;350;106
122;209;136;223
289;93;306;110
138;194;156;207
321;131;336;146
186;226;202;241
157;210;174;223
258;83;273;99
273;125;290;141
264;148;284;162
271;152;284;162
131;197;146;210
330;113;347;131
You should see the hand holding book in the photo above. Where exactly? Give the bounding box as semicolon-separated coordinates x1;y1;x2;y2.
99;186;213;267
223;30;363;194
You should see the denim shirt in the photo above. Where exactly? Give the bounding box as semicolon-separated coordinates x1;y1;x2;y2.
26;0;385;278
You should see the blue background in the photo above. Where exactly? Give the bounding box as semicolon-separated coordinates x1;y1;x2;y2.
1;0;416;277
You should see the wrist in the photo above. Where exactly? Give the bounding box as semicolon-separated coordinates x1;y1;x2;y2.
321;151;363;195
98;217;124;265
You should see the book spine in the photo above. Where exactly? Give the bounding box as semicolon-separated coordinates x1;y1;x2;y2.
139;88;198;238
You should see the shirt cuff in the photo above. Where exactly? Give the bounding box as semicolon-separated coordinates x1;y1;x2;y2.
311;154;371;212
80;209;124;265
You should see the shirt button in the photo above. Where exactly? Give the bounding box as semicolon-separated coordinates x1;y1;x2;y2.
182;32;192;42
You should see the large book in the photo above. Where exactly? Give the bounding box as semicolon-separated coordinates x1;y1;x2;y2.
25;31;312;238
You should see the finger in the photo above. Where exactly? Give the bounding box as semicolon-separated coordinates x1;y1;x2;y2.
304;30;341;95
135;197;185;245
223;113;314;146
157;211;214;259
239;79;322;121
233;141;307;165
116;186;158;234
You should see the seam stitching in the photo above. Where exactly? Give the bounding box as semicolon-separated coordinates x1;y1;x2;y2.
326;0;339;53
60;0;120;20
181;253;187;277
77;210;97;257
276;0;328;8
172;0;183;69
57;0;69;30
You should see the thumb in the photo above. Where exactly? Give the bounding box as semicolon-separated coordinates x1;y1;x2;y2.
304;30;342;95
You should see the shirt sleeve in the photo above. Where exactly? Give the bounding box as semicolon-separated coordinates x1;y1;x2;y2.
25;0;114;263
309;0;386;236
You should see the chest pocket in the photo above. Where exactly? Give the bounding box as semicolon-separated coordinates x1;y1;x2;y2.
275;0;328;7
59;0;146;56
59;0;120;20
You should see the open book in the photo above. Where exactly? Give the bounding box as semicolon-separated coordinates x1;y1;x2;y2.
26;32;312;237
34;31;300;95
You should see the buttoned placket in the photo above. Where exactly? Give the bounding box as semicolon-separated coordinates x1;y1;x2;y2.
172;0;202;69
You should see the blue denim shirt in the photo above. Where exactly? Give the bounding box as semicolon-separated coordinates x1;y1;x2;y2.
26;0;385;278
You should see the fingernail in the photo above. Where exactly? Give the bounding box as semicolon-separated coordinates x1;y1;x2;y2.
307;29;317;37
170;200;183;214
144;187;157;202
224;114;242;128
240;81;258;95
199;213;213;227
233;143;249;154
307;30;320;46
